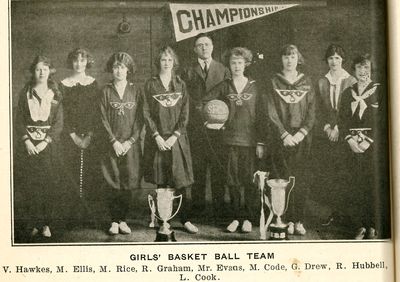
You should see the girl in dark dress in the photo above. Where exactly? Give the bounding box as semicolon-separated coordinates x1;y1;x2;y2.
61;48;99;225
203;47;269;233
99;52;143;235
143;46;197;234
338;54;389;239
15;55;63;238
267;45;316;236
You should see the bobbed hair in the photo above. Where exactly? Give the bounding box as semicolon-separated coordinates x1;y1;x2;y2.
351;53;373;72
324;44;346;63
105;52;135;74
66;48;95;69
223;47;253;67
280;44;305;65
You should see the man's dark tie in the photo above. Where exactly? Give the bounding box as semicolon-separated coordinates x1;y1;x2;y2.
203;60;208;79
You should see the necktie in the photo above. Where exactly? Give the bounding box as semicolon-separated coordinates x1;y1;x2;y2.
203;60;208;78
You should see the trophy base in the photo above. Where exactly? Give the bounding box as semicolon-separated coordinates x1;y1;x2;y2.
155;231;177;242
268;224;288;240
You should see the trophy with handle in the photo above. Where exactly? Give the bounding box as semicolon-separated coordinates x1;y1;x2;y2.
265;177;295;240
148;188;182;242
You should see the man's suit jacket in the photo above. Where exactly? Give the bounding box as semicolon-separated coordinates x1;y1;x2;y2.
182;59;230;133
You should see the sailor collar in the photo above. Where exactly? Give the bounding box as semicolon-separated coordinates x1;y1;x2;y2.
226;78;255;105
274;73;309;104
350;82;380;119
228;77;255;82
276;72;305;86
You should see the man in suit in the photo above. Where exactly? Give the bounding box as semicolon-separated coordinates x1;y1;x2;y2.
182;33;230;220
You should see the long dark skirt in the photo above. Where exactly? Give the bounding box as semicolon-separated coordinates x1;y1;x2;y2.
14;141;61;229
343;145;389;236
62;135;101;199
101;142;142;190
143;134;193;189
270;132;312;224
311;135;349;214
224;145;258;222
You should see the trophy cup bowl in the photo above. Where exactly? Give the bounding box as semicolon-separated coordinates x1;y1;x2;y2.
266;177;295;240
148;188;182;242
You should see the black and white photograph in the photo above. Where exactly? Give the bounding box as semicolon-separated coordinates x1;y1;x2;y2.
9;0;391;245
2;0;399;281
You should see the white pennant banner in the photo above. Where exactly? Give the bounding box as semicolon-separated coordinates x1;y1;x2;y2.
169;3;298;42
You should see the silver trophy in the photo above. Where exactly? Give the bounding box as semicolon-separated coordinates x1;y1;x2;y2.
266;177;295;240
148;188;182;242
254;171;295;240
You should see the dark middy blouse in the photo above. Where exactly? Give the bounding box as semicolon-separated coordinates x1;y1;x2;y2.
142;75;193;188
203;77;269;147
143;76;189;138
267;73;316;139
338;81;383;146
99;82;143;145
99;81;144;190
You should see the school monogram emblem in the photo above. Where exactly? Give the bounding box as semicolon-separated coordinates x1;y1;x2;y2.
226;93;253;106
153;92;182;107
26;125;50;141
275;89;308;103
110;101;136;115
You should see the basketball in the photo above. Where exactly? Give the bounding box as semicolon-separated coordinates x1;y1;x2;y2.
202;100;229;129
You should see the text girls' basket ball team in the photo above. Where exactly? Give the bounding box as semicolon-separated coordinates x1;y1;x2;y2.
14;32;389;241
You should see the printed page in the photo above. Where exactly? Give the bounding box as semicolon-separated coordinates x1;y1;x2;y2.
388;0;399;279
0;0;395;281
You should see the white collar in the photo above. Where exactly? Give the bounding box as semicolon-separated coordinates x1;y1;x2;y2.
325;69;350;85
27;88;55;122
61;75;95;87
198;58;212;68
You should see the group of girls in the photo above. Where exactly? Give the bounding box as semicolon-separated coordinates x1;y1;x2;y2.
202;43;386;240
15;47;198;239
15;41;386;240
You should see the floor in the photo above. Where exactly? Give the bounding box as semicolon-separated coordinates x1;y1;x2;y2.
13;187;356;244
